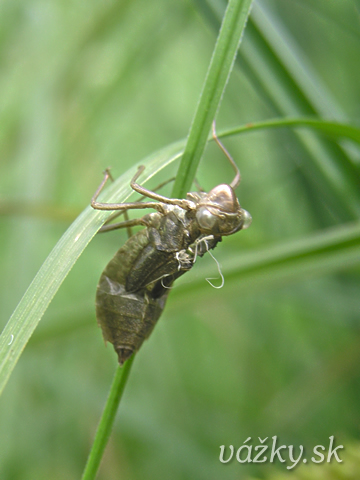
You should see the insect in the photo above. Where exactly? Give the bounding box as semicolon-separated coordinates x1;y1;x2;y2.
91;123;251;365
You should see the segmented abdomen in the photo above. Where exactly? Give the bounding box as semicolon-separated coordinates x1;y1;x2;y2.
96;273;168;364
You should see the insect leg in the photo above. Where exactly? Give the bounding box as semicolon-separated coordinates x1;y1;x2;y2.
98;216;149;233
91;169;179;213
99;175;176;227
92;182;164;214
91;168;113;205
92;168;133;233
130;166;194;211
212;121;241;189
193;177;205;192
96;173;178;236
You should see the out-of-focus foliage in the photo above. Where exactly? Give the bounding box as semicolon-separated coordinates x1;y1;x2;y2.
0;0;359;479
250;442;360;480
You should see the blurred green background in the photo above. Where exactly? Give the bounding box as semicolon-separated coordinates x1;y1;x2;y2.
1;0;360;479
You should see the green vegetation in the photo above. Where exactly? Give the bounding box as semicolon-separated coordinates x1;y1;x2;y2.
0;0;359;479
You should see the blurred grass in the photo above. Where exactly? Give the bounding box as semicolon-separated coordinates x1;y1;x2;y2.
249;442;360;480
0;1;360;479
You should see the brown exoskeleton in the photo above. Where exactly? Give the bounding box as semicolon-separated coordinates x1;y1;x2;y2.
91;123;251;365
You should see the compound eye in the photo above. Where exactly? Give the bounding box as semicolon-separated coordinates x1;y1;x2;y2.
196;206;218;231
241;209;252;229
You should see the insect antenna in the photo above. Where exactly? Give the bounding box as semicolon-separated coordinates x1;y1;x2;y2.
212;121;241;189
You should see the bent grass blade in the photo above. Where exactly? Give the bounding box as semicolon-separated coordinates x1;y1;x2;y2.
0;141;184;396
1;116;359;396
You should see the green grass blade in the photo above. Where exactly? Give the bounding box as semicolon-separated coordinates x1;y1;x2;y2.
81;357;135;480
194;0;360;219
175;221;360;298
0;141;183;397
252;1;345;119
245;4;360;216
172;0;253;198
80;3;254;476
1;116;358;396
25;219;360;345
222;117;360;144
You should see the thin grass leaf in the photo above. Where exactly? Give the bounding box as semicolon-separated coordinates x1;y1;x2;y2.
222;117;360;145
23;220;360;344
0;141;183;396
172;0;253;198
81;357;135;480
195;0;360;219
1;116;358;395
247;3;360;215
175;221;360;299
2;117;358;225
80;2;254;477
252;1;345;119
